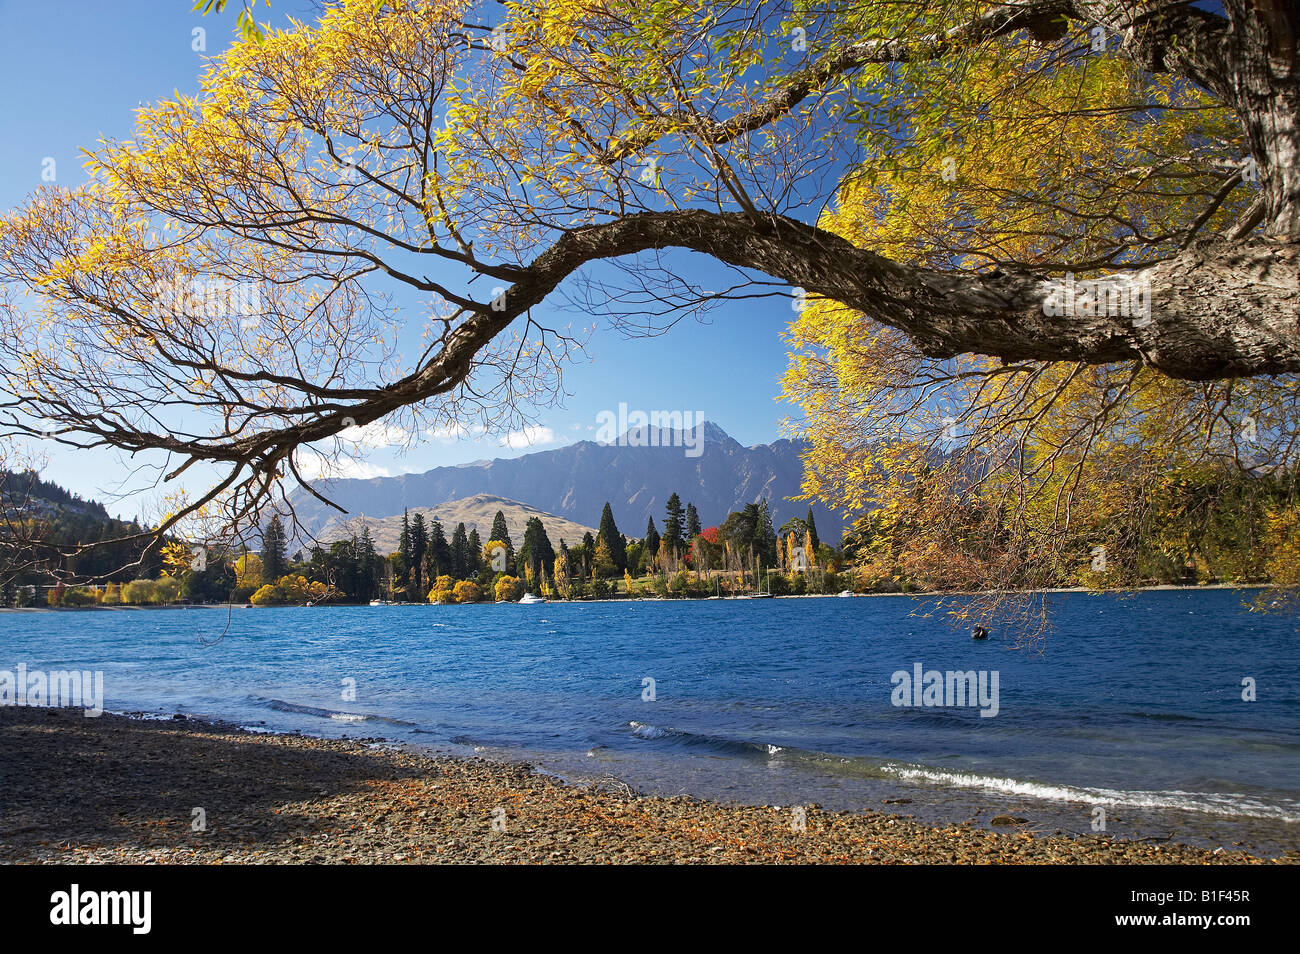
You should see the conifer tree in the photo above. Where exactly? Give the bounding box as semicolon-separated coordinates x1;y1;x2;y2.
450;522;472;578
596;502;626;570
518;517;556;582
427;519;451;578
397;510;412;597
410;513;429;593
685;502;702;541
260;515;288;582
664;493;685;553
489;510;515;566
644;517;660;562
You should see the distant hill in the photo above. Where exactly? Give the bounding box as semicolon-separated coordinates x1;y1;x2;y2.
0;469;116;523
288;421;843;544
0;470;156;585
313;494;600;555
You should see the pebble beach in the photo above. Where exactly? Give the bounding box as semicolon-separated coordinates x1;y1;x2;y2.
0;708;1290;865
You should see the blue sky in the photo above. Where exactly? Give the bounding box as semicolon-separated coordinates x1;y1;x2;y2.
0;0;802;518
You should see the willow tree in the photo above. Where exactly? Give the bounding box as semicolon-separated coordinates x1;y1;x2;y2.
0;0;1297;601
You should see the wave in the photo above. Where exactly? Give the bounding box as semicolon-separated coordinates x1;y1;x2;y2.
883;763;1300;822
1120;710;1203;723
628;721;785;757
624;720;1300;823
251;696;418;728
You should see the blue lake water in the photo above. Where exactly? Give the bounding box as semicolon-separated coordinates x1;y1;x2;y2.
2;589;1297;853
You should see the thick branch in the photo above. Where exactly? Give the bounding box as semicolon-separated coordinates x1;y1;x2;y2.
245;210;1300;470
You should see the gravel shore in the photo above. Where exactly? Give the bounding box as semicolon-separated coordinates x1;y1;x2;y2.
0;708;1289;864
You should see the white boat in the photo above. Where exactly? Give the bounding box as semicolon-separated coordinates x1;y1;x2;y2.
519;592;547;604
369;599;385;606
837;590;855;598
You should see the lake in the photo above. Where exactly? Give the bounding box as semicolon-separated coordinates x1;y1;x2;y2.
2;589;1296;853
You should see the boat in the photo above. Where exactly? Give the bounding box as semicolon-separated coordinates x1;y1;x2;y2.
519;592;547;604
837;590;855;598
369;599;385;606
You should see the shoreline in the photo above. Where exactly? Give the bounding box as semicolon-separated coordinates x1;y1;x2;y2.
0;707;1288;865
0;582;1274;612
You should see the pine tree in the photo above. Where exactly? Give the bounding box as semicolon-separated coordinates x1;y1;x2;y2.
464;527;482;576
260;515;288;582
357;526;378;599
397;510;412;597
685;502;702;540
518;517;556;582
427;519;450;578
664;493;685;553
596;502;626;570
450;522;472;578
644;517;660;562
410;513;429;594
489;511;515;566
757;499;778;567
806;507;820;551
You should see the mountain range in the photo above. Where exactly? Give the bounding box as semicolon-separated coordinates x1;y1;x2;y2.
289;421;842;549
313;494;600;555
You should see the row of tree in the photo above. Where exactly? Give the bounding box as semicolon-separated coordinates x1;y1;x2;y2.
19;467;1300;608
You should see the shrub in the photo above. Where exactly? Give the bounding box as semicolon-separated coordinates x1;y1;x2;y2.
264;575;338;604
154;575;182;604
61;587;99;607
765;571;790;596
452;580;482;604
249;584;284;605
429;574;456;603
121;579;158;605
494;575;523;602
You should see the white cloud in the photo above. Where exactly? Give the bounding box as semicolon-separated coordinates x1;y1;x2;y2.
426;422;489;443
338;420;414;448
294;452;392;482
499;425;558;449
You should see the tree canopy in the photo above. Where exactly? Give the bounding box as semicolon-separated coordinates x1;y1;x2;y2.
0;0;1296;612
